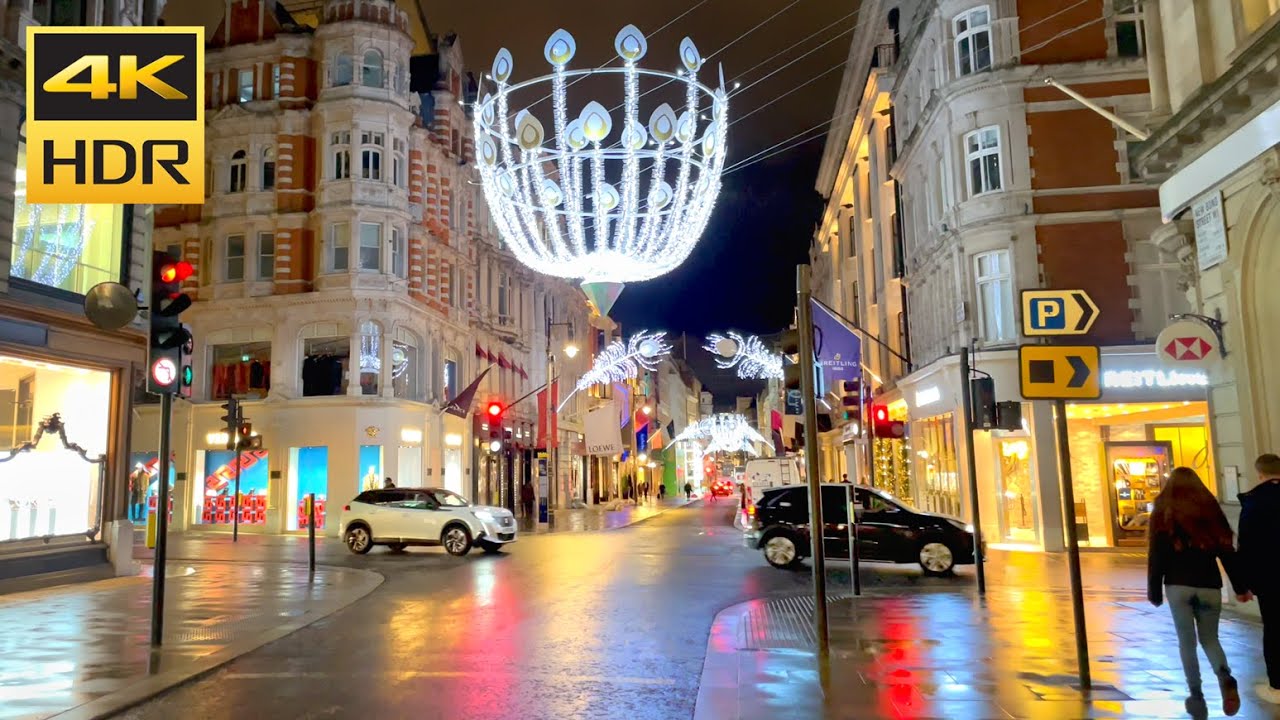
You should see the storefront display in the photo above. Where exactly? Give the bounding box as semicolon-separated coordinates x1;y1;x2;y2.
0;356;110;543
196;449;270;525
913;413;961;518
1106;441;1172;545
358;445;382;492
873;437;911;499
994;438;1037;544
288;447;328;531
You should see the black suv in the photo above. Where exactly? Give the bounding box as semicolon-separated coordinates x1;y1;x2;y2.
750;484;978;575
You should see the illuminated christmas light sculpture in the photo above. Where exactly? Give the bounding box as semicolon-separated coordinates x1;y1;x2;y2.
474;26;729;316
705;331;784;380
557;330;671;412
672;413;770;456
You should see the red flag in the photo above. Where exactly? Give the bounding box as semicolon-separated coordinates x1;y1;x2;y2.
537;380;560;449
550;380;558;448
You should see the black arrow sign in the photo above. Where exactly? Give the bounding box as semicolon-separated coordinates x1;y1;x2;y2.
1073;292;1095;332
1067;355;1091;388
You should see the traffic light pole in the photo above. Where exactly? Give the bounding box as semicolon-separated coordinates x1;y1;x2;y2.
797;265;829;660
233;441;242;542
150;392;173;648
958;347;986;595
1054;397;1092;689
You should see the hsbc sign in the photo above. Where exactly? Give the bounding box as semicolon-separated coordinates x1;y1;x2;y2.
1155;320;1222;371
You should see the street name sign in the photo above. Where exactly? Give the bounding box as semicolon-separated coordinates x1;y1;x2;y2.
1018;345;1102;400
1021;289;1100;336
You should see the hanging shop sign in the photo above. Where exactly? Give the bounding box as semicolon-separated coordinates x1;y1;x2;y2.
1192;192;1228;271
1018;345;1101;400
1155;320;1222;370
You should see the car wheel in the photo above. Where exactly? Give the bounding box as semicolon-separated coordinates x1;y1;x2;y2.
763;534;801;569
387;543;407;553
918;541;955;576
442;525;472;556
345;525;373;555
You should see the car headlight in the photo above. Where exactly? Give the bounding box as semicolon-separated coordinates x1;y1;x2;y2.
473;510;496;522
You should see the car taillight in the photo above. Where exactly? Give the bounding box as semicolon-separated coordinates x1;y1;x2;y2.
747;504;756;516
343;504;351;512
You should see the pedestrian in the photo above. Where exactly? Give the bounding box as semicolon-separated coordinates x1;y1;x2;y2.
684;481;692;500
1147;466;1245;718
520;480;535;519
129;465;148;522
1237;453;1280;705
841;473;849;484
658;483;666;500
383;477;396;489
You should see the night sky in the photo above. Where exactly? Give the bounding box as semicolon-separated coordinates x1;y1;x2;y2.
165;0;857;398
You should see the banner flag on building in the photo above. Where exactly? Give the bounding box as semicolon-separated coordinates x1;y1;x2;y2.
771;410;785;455
810;299;862;397
584;401;624;456
537;380;559;449
442;366;491;418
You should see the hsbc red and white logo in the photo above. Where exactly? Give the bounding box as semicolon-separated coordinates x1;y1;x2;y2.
1163;337;1212;362
1155;321;1221;370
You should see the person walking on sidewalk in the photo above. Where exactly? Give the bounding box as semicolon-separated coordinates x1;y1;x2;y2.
684;481;692;500
1148;466;1246;718
520;481;535;519
1237;453;1280;705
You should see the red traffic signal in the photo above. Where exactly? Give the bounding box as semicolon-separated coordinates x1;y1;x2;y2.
871;404;906;439
487;402;503;418
872;405;889;423
159;260;194;284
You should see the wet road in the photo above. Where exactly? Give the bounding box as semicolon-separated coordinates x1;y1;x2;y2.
116;502;812;720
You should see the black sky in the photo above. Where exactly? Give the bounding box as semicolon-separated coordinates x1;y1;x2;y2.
164;0;856;398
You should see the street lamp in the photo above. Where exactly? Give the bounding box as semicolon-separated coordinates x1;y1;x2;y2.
563;343;580;358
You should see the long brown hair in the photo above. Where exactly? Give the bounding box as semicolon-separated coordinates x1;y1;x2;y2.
1149;467;1234;552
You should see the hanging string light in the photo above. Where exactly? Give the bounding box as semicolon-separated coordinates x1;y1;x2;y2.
474;25;730;316
672;413;769;456
558;330;671;412
11;197;93;289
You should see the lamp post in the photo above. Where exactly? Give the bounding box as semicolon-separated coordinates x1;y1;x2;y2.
545;301;577;510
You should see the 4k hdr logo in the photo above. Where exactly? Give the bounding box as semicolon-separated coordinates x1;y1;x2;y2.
25;27;204;204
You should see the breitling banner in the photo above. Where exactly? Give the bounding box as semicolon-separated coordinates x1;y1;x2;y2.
584;401;624;456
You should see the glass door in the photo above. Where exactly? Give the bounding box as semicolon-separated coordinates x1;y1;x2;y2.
1105;441;1173;546
994;437;1038;544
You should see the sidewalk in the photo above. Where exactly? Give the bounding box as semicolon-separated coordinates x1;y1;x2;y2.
517;496;696;534
0;560;381;720
696;555;1275;719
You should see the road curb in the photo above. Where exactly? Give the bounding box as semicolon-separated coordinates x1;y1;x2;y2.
46;562;384;720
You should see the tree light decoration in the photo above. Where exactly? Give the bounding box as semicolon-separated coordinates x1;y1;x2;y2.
705;331;783;380
557;330;671;412
672;413;770;456
474;26;730;316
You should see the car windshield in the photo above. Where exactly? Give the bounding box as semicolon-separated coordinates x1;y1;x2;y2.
864;488;914;513
430;489;470;507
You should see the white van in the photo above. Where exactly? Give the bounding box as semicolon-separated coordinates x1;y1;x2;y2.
743;457;803;492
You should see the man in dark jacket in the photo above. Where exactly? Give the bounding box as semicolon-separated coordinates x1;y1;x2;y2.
1239;453;1280;705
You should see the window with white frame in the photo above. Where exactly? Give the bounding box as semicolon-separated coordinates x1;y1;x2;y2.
333;54;353;86
211;72;222;106
391;227;406;278
257;231;275;280
953;6;992;77
271;64;281;98
973;250;1014;343
331;131;351;180
328;222;350;272
359;222;381;272
237;68;254;102
360;131;383;180
393;138;406;187
362;50;384;88
1113;0;1145;57
229;149;247;192
964;126;1002;196
498;271;511;321
261;147;275;190
225;234;245;282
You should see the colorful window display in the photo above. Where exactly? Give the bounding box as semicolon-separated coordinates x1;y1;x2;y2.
358;444;382;493
0;356;110;543
128;452;175;524
288;447;328;531
196;449;270;525
994;438;1038;544
913;413;961;519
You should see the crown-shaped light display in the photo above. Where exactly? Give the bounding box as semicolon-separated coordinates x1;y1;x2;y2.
672;413;769;456
474;25;729;316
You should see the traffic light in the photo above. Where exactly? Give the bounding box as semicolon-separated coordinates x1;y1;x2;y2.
486;402;505;445
970;376;996;430
148;251;194;396
779;329;802;392
839;379;861;423
237;421;261;450
220;398;241;449
871;404;906;439
994;401;1023;432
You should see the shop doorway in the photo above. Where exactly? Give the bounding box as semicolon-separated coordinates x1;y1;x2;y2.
994;437;1038;544
397;445;422;487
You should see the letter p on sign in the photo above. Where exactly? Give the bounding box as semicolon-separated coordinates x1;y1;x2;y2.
1032;298;1065;330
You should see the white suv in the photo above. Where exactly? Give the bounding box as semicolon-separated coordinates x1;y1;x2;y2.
339;487;517;556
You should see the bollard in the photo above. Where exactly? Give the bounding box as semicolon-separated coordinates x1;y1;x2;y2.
307;492;316;578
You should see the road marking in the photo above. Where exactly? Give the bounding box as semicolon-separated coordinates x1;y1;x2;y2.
223;671;677;686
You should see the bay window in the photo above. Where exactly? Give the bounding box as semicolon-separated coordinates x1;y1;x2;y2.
954;6;992;77
359;222;381;272
964;126;1002;196
225;234;245;282
328;222;350;272
973;250;1015;343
